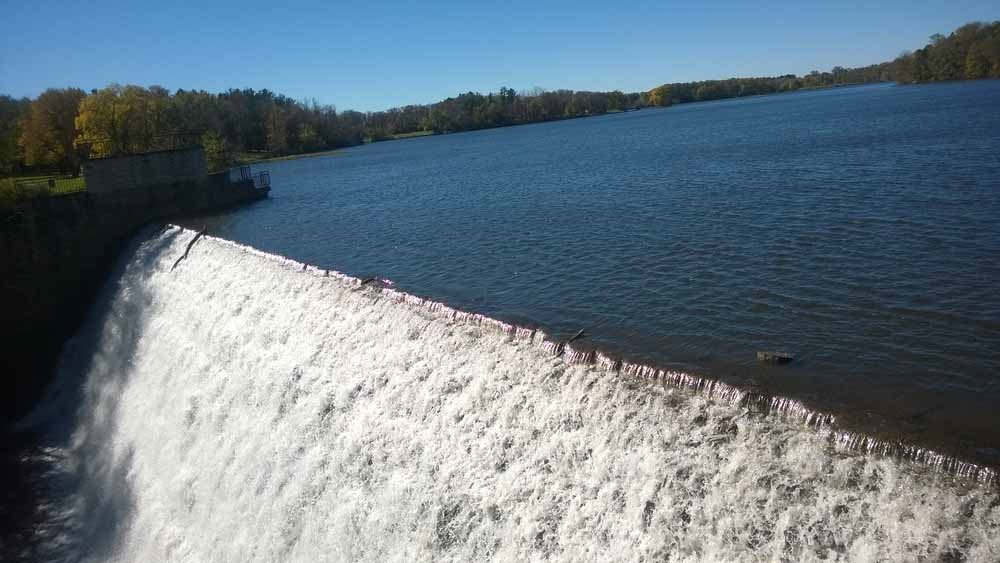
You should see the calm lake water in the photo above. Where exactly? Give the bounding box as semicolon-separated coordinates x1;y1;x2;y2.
194;81;1000;465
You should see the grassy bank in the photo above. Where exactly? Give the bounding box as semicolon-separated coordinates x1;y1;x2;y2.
389;130;435;140
364;129;437;144
235;148;346;166
1;174;87;208
238;130;437;165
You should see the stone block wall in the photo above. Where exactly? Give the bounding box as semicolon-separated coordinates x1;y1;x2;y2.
83;147;208;194
0;173;268;422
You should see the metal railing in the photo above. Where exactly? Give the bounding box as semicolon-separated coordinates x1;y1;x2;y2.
253;171;271;190
11;175;87;199
76;132;204;160
238;165;253;182
229;166;270;190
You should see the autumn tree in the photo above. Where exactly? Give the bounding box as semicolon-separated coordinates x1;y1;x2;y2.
607;90;627;111
965;42;992;78
170;89;222;133
201;130;232;172
264;103;288;154
75;84;177;157
75;85;132;157
20;88;85;173
895;21;1000;83
646;85;673;107
3;19;997;173
0;95;29;173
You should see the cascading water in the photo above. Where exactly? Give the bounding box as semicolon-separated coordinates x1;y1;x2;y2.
21;226;1000;562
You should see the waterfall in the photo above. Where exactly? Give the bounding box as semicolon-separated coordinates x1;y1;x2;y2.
26;226;1000;562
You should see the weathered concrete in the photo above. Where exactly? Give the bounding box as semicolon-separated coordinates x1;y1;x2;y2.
83;147;208;194
0;172;268;423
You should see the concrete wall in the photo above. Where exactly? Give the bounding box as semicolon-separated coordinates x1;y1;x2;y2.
83;147;208;194
0;173;268;422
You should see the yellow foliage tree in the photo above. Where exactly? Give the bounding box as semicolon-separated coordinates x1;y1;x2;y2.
20;88;85;173
646;85;673;107
75;84;174;158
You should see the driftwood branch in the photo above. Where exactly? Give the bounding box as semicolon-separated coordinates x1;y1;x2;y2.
171;227;208;271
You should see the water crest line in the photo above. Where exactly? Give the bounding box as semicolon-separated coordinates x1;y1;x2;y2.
188;226;999;486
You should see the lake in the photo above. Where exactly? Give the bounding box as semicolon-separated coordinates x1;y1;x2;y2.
193;81;1000;466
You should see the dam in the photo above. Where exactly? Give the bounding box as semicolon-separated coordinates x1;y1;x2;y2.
5;81;1000;562
13;226;999;561
0;147;270;423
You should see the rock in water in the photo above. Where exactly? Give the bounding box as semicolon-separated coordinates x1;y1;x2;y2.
757;351;795;365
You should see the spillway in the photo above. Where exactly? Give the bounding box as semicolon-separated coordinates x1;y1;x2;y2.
21;226;1000;562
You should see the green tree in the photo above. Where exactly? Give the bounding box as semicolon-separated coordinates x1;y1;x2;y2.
896;21;1000;83
607;90;627;111
20;88;85;173
0;95;29;174
265;104;288;154
201;130;232;172
965;42;991;78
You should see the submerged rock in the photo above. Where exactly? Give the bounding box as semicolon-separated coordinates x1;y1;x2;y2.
757;351;795;365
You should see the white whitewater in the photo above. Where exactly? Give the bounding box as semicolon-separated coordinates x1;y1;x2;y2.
29;226;1000;562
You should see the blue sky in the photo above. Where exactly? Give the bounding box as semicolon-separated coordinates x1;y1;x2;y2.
0;1;996;111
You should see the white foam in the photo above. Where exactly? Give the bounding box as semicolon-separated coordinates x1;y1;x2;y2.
39;226;1000;561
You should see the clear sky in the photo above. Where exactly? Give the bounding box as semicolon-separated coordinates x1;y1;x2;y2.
0;0;996;111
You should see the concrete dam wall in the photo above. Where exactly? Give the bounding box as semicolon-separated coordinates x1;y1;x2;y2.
0;150;269;422
82;146;209;195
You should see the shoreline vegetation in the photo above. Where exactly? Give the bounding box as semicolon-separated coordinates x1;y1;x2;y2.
1;21;997;182
232;82;881;167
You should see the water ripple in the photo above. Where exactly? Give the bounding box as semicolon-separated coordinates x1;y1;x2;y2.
191;81;1000;465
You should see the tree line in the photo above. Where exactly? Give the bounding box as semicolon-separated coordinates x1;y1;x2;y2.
644;64;895;107
1;21;997;177
894;21;1000;83
0;86;366;175
643;21;999;107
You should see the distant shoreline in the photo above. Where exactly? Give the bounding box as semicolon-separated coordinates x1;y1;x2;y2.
238;148;346;166
236;81;897;166
238;79;1000;168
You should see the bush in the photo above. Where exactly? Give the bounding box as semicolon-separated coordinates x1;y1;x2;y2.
0;177;16;209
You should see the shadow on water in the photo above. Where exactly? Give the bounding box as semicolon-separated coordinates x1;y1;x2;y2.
0;226;181;562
